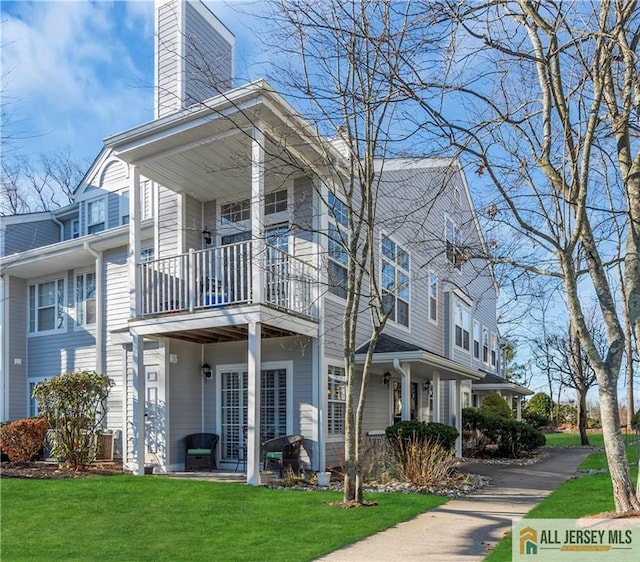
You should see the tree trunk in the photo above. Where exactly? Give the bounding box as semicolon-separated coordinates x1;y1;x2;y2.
597;369;640;512
577;387;589;446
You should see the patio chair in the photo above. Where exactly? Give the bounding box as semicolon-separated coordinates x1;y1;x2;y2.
184;433;219;471
261;434;304;476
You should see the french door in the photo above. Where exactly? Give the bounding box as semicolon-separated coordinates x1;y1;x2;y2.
219;368;288;463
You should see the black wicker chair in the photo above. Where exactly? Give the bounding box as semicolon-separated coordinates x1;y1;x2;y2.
261;435;304;476
184;433;219;471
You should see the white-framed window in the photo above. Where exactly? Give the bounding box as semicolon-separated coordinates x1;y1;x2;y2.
75;272;96;326
445;215;463;269
327;364;346;436
120;190;130;225
491;333;498;367
454;301;470;351
28;378;49;417
87;198;106;234
221;198;250;224
473;321;481;359
265;189;288;215
483;328;490;363
381;234;410;327
28;279;65;334
71;219;79;239
327;192;348;298
429;273;438;324
140;247;155;263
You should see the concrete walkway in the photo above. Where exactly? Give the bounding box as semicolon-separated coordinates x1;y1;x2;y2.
316;447;591;562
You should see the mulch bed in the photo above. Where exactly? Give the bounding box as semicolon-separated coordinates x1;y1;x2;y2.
1;461;126;479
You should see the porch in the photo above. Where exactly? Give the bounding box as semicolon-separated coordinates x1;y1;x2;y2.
138;241;316;320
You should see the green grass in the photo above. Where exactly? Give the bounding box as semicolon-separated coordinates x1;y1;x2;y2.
1;476;447;561
543;431;604;448
484;433;639;562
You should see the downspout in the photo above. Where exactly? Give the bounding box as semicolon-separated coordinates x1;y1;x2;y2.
50;212;64;241
84;241;104;374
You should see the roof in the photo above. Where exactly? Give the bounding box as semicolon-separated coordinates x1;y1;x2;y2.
354;333;485;382
473;370;533;395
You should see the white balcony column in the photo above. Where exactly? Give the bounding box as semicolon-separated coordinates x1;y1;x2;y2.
246;321;262;485
251;125;265;304
516;395;523;421
401;364;411;421
454;378;462;457
128;165;141;319
432;372;441;423
132;332;146;476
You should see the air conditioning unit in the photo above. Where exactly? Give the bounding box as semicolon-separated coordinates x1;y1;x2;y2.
96;433;114;461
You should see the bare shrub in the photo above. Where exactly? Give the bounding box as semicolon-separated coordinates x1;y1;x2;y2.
390;434;457;486
360;437;397;484
462;429;491;458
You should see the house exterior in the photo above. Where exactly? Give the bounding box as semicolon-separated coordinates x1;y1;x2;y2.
0;0;518;484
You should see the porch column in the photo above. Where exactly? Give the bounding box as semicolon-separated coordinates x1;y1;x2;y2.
401;364;411;421
251;125;265;304
454;379;462;457
128;165;141;319
247;321;262;485
432;373;441;423
132;332;146;476
516;395;522;421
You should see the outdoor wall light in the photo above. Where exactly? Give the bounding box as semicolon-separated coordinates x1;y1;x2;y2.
202;229;212;246
202;362;213;379
423;380;432;393
382;371;391;386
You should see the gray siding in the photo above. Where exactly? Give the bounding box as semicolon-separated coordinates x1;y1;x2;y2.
6;277;27;420
4;220;60;255
157;0;180;118
104;247;130;333
183;1;233;105
157;186;180;255
184;194;202;250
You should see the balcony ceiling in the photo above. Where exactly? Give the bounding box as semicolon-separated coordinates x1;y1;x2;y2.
105;80;337;202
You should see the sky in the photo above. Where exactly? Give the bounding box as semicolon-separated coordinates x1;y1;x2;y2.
1;0;265;167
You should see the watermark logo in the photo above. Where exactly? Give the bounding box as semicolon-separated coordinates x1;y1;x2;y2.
513;519;640;561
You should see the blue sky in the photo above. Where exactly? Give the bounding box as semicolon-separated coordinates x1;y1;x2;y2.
1;0;265;166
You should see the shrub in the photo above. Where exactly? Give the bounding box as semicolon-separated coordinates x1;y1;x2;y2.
33;371;114;470
525;393;552;425
385;420;459;451
0;418;49;461
390;435;457;487
462;407;546;458
479;393;513;418
523;411;549;428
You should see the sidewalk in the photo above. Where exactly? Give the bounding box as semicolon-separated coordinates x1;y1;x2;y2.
316;447;591;561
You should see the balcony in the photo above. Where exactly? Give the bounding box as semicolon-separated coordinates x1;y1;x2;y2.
137;241;317;321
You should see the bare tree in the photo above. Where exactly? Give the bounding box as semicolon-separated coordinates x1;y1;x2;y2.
399;0;640;511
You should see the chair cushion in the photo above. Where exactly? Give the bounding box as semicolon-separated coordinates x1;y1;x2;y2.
187;448;212;455
266;452;283;459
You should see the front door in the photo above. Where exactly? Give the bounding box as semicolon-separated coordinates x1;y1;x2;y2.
219;367;288;464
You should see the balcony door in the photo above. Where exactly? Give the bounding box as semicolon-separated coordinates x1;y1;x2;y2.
219;366;289;464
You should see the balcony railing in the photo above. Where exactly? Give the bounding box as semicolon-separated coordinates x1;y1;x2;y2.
138;241;317;320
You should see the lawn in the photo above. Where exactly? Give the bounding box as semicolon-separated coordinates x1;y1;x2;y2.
1;476;447;561
484;433;639;561
543;431;604;448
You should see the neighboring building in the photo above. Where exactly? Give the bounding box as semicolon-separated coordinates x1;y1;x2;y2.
0;0;521;483
471;372;534;420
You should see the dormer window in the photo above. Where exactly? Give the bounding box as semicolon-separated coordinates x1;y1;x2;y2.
87;199;106;234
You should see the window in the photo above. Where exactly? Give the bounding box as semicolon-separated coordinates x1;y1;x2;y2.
327;193;348;298
87;199;106;234
429;274;438;323
140;248;155;263
454;301;470;351
327;365;346;435
265;189;288;215
483;328;489;363
75;272;96;326
120;190;130;225
29;279;65;333
445;216;463;269
491;333;498;367
381;235;410;327
71;219;79;239
473;321;481;359
28;380;47;417
221;198;250;224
